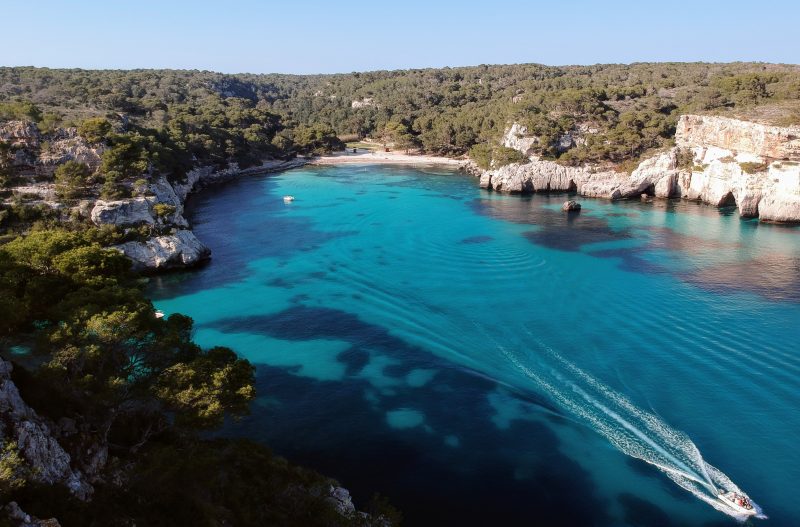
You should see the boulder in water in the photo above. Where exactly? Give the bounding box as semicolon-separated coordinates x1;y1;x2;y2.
562;200;581;212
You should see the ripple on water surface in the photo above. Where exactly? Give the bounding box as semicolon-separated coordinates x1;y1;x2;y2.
152;165;800;526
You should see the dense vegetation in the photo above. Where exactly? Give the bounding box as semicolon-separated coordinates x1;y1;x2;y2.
2;63;798;176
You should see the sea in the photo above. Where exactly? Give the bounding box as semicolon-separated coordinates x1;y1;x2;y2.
149;165;800;526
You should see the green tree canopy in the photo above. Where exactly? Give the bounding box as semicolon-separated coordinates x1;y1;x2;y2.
54;160;92;200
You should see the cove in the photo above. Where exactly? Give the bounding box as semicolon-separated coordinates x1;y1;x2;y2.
150;165;800;526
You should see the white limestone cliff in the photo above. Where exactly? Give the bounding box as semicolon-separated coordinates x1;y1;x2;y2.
479;115;800;222
114;230;211;272
89;159;306;270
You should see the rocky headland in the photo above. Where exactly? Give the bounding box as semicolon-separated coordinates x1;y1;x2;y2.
1;118;306;271
89;159;305;271
477;115;800;223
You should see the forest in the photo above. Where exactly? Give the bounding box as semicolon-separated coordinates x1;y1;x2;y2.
2;62;799;174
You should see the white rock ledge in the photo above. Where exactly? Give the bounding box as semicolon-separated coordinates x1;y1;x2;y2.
114;230;211;272
478;115;800;223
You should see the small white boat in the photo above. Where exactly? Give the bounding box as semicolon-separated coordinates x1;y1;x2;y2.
717;491;756;515
283;195;295;203
154;310;165;319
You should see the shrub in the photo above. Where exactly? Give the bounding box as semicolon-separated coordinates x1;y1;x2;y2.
54;160;92;200
468;143;493;169
152;203;176;219
492;146;527;167
739;161;769;174
78;118;112;144
0;101;41;122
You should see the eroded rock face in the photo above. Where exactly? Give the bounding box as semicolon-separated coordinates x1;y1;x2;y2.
114;230;211;272
91;198;155;226
0;121;40;149
326;486;356;516
502;123;538;157
676;114;800;160
477;115;800;222
0;359;92;500
89;175;191;228
37;128;104;175
4;502;61;527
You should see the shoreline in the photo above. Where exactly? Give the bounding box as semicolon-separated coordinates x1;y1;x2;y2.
307;150;468;168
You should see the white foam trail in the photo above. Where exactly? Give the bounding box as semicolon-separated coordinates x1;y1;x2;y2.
499;342;766;520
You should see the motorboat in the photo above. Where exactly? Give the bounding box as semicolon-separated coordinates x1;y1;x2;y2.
154;310;165;319
717;491;756;516
283;195;295;203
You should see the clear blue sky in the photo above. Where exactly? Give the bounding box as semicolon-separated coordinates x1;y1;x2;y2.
3;0;797;74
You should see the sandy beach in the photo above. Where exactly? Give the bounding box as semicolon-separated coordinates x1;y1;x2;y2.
308;149;468;167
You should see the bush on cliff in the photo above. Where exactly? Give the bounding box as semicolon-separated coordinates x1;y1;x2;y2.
77;118;112;144
54;160;92;200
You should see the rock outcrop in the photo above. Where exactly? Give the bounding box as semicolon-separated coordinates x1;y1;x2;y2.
88;159;306;270
562;200;581;212
91;197;156;226
90;179;188;228
0;122;104;176
502;123;538;157
37;128;104;176
676;114;800;161
114;230;211;272
3;502;61;527
0;359;92;500
478;115;800;222
0;121;40;150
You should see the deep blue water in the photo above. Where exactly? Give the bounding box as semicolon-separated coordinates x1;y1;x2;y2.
150;165;800;526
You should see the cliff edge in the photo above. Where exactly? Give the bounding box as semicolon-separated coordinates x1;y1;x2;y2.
479;115;800;222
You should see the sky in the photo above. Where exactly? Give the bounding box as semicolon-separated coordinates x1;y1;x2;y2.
2;0;797;74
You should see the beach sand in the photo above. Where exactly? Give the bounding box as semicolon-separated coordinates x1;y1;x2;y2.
308;149;468;167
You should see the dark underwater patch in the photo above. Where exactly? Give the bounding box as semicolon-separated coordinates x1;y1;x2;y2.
682;253;800;303
224;356;611;527
266;277;293;289
459;235;494;244
473;196;632;252
617;493;674;527
148;173;356;296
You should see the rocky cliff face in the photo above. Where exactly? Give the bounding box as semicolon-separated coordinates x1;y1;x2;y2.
3;119;308;272
479;149;679;202
676;114;800;160
0;359;92;500
86;159;306;271
0;121;103;176
115;230;211;272
479;115;800;222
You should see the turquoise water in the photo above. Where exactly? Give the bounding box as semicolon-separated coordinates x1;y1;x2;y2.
150;165;800;526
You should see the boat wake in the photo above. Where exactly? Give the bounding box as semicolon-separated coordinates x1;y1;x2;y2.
328;263;766;520
499;341;766;521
